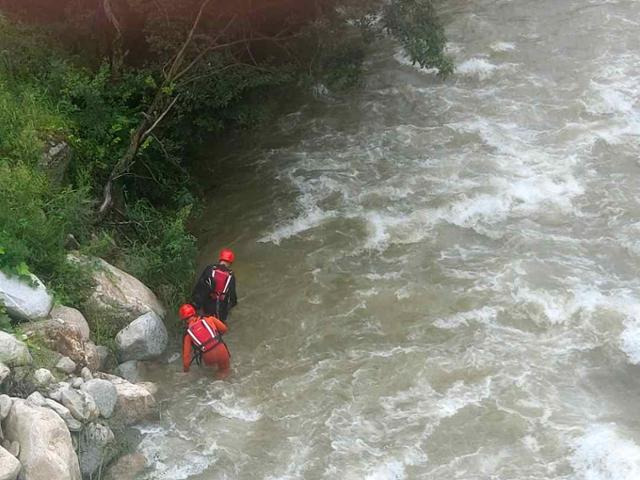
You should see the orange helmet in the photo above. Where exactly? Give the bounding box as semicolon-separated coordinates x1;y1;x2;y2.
219;248;235;263
178;304;196;320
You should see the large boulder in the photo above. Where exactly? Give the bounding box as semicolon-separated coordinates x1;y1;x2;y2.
22;320;99;371
69;255;165;327
49;306;90;341
42;399;81;432
115;312;168;362
0;445;21;480
96;374;157;426
3;399;81;480
77;422;116;478
0;271;53;321
80;379;117;418
0;332;32;367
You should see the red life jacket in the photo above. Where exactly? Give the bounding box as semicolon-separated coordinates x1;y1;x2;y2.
186;318;220;353
210;267;232;301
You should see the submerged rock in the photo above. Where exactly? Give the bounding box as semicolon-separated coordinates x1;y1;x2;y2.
3;399;81;480
0;271;53;321
104;452;148;480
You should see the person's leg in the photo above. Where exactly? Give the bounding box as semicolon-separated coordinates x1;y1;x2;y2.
202;344;231;378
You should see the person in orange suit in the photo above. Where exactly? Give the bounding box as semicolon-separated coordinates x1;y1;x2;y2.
179;303;230;378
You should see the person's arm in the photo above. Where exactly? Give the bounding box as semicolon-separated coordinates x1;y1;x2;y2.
229;274;238;308
182;334;192;372
208;316;228;335
191;265;213;309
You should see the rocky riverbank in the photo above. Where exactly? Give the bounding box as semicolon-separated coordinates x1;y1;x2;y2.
0;255;171;480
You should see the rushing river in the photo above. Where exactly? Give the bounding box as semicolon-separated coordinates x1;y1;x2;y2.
137;0;640;478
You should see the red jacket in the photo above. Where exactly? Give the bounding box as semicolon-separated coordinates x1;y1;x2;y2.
182;315;228;372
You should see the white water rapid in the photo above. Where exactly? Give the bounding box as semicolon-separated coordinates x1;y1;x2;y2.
137;0;640;478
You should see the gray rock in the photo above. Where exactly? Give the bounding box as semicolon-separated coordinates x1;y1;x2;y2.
80;367;92;381
137;381;158;396
99;374;158;426
1;440;19;458
0;363;9;385
56;356;77;374
78;423;116;478
33;368;55;388
46;381;70;403
70;377;84;388
0;395;12;420
115;311;168;362
115;360;140;383
26;391;46;407
49;305;90;341
3;399;81;480
0;445;21;480
69;254;165;328
0;332;32;367
60;387;98;422
0;271;53;321
80;379;117;419
43;399;82;432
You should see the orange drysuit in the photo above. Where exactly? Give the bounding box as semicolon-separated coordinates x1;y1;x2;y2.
182;315;230;377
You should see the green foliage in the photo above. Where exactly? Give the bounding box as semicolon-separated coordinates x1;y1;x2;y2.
0;306;13;333
119;202;197;309
383;0;454;75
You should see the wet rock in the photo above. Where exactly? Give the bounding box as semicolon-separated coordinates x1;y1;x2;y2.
49;305;90;341
115;311;168;362
0;332;32;367
81;379;117;419
115;360;140;383
0;363;9;385
23;320;99;371
33;368;55;388
0;271;53;321
4;399;81;480
43;399;81;432
78;422;116;478
137;381;158;396
97;374;158;425
0;444;21;480
104;452;148;480
70;254;165;328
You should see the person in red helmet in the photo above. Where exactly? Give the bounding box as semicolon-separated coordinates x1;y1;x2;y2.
191;248;238;323
179;304;230;378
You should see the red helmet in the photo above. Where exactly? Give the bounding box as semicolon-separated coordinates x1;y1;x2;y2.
178;304;196;320
219;248;235;263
